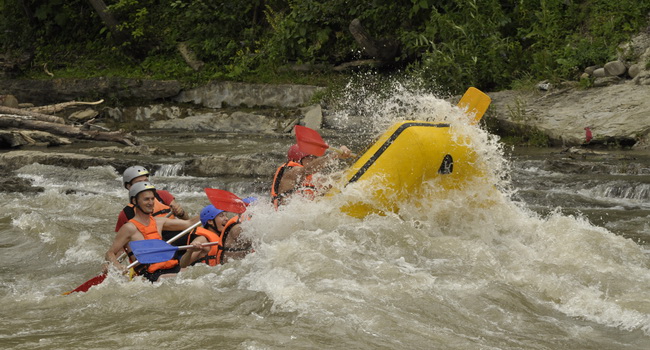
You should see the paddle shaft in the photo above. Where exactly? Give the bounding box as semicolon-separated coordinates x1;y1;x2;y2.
175;241;221;251
329;146;357;158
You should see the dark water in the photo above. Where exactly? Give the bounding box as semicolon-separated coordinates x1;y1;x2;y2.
1;91;649;349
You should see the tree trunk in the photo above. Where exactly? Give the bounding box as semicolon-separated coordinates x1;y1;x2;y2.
86;0;129;44
0;115;138;146
0;106;65;124
349;18;399;64
26;99;104;115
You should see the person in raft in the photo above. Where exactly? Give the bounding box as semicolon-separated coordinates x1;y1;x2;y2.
104;182;199;282
116;165;189;232
180;205;253;268
270;144;353;208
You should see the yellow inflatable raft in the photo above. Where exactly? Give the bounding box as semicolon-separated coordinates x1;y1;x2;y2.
337;120;485;218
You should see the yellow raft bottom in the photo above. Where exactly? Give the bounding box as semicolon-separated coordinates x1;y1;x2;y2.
334;120;487;218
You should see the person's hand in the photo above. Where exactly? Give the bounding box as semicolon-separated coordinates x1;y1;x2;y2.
186;242;204;252
170;203;186;219
337;146;353;159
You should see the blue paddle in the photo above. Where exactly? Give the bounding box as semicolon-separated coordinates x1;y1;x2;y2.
129;239;221;264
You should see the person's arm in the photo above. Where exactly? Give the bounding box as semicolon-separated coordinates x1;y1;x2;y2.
277;147;353;195
104;224;134;273
179;236;209;268
302;146;353;174
159;215;200;232
223;224;252;262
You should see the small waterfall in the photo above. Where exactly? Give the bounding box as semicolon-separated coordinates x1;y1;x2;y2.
155;162;185;177
602;183;650;201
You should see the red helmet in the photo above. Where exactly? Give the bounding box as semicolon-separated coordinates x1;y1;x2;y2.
287;144;309;162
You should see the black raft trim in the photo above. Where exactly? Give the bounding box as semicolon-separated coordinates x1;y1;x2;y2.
346;122;450;185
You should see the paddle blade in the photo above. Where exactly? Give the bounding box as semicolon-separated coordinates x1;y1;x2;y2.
63;273;107;295
457;87;491;123
130;239;179;264
295;125;328;157
204;188;247;214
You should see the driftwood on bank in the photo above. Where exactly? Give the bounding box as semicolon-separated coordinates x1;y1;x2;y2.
0;115;138;146
0;105;65;124
26;99;104;115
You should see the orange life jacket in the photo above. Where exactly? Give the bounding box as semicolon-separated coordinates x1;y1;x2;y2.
187;226;224;266
270;161;316;208
128;216;179;273
186;216;243;266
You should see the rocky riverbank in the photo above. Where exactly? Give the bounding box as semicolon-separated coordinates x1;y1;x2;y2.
1;64;650;192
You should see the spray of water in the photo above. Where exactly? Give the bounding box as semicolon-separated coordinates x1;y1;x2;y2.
236;77;650;339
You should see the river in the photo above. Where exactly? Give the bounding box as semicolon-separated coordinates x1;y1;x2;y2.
0;88;649;349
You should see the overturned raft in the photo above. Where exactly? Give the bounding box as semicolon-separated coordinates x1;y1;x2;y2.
337;120;485;218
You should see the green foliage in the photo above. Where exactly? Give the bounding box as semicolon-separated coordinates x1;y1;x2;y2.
2;0;650;94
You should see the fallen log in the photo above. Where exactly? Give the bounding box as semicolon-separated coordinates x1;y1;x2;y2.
0;106;65;124
0;115;138;146
26;99;104;115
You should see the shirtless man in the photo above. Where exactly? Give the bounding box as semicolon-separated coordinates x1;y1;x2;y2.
104;182;199;282
270;144;353;208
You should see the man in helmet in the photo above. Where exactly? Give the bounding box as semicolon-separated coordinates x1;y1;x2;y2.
115;165;189;235
270;143;352;208
104;182;200;282
179;204;252;268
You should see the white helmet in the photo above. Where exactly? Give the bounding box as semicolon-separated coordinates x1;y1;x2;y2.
129;181;156;200
122;166;150;188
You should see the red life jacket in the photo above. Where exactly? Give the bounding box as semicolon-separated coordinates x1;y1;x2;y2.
128;216;179;273
270;161;316;208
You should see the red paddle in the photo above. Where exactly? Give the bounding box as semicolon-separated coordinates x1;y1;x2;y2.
204;188;247;214
294;125;356;157
62;273;107;295
294;125;329;156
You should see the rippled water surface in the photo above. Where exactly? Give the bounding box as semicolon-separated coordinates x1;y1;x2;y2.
1;87;649;349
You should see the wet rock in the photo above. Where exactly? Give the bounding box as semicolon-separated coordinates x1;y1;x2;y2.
185;154;277;177
0;175;43;193
0;150;117;170
628;64;641;79
78;145;174;156
633;70;650;85
0;94;19;108
592;68;607;78
174;81;324;109
593;76;621;87
0;130;71;148
488;83;650;149
0;78;181;105
68;109;98;123
604;61;627;76
302;104;323;130
584;65;599;75
149;111;279;133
